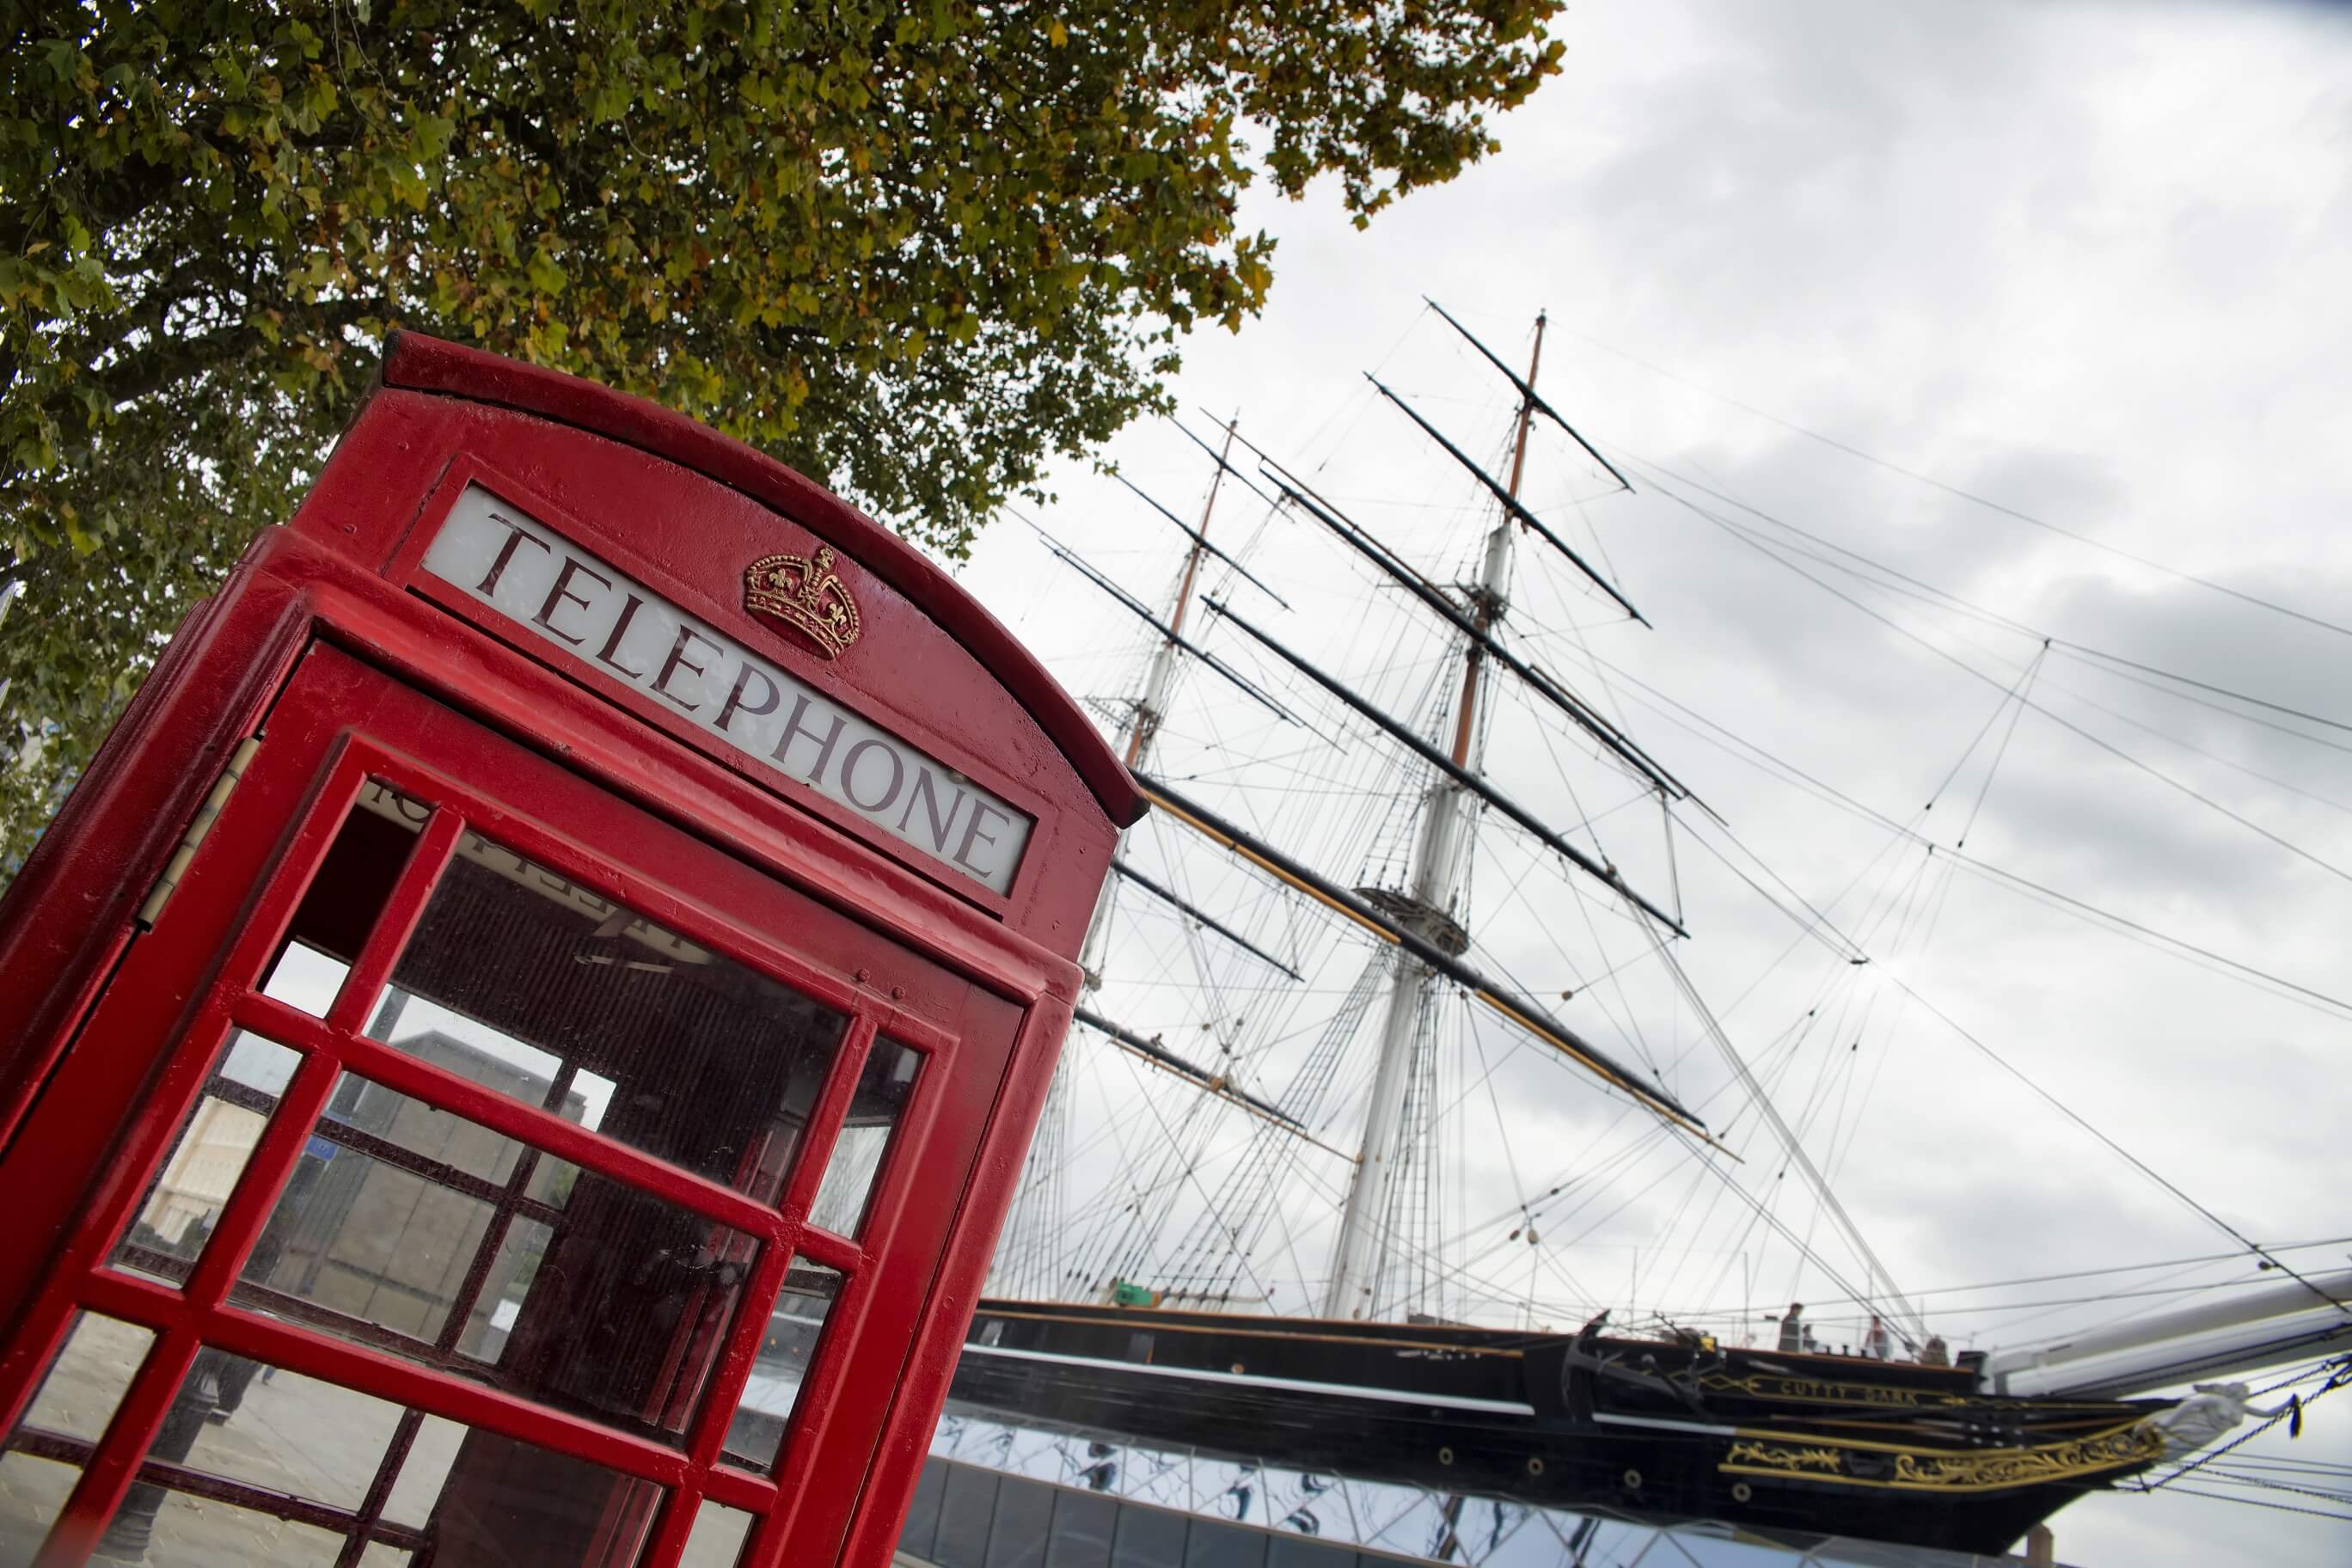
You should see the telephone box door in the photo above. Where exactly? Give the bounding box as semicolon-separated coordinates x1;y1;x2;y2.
0;642;1020;1567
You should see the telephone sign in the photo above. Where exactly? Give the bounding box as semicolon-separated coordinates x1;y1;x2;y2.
0;334;1140;1568
421;483;1035;893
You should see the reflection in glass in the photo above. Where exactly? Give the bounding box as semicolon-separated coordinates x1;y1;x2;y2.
402;1423;662;1566
113;1034;300;1285
230;1081;754;1446
64;1369;666;1568
367;829;848;1199
86;1346;378;1563
116;1490;346;1567
15;1312;156;1443
231;1071;569;1350
809;1038;922;1237
1;1310;156;1549
0;1451;80;1563
721;1260;844;1473
25;1351;672;1568
681;1497;756;1567
145;1357;403;1537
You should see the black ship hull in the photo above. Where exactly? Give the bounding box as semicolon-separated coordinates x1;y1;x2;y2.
949;1300;2169;1557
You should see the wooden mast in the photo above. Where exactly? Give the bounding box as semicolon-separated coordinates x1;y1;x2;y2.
1124;419;1237;766
1018;419;1244;1302
1446;313;1545;767
1325;313;1548;1319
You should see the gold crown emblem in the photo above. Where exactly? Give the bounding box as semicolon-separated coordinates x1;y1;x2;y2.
744;544;861;659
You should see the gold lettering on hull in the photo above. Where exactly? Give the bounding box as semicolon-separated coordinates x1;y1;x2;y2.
1700;1372;1965;1408
1700;1371;2064;1412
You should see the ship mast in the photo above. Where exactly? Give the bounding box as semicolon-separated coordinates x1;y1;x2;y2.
995;424;1248;1303
1323;315;1547;1320
1075;420;1238;989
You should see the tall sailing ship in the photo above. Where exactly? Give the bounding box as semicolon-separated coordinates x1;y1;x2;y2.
909;304;2351;1556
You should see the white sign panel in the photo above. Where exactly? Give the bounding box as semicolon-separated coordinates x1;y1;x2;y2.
422;484;1032;894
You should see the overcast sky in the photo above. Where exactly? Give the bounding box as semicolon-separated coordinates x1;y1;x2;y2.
954;3;2351;1562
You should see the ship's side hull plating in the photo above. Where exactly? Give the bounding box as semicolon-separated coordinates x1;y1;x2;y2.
950;1301;2165;1557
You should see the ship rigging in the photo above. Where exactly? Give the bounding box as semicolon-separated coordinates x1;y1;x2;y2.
950;303;2351;1554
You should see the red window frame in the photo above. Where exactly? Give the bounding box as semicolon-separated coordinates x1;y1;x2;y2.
0;644;1021;1567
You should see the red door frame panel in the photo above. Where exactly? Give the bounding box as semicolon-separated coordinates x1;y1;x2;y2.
4;643;1051;1566
0;339;1125;1567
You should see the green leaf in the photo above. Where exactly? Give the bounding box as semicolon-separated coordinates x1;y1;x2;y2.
0;0;1570;879
526;247;568;295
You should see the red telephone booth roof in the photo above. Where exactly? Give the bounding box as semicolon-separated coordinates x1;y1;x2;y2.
381;331;1148;830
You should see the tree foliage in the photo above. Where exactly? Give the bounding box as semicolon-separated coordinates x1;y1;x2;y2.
0;0;1564;867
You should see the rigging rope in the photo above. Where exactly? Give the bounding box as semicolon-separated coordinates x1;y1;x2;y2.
1647;475;2352;889
1559;323;2352;645
2133;1357;2352;1497
1564;642;2352;1023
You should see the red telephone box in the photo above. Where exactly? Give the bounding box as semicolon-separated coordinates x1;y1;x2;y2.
0;335;1140;1567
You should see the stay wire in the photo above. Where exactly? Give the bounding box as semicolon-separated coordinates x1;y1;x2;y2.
1648;475;2352;890
1602;450;2352;744
1569;651;2352;1022
1878;968;2352;1317
1559;323;2352;644
1680;502;2352;816
1921;643;2047;811
1674;794;2352;1315
1955;643;2046;849
2135;1359;2352;1496
1521;647;2352;1314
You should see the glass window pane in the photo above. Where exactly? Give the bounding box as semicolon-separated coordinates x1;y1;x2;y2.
367;829;848;1199
382;1423;660;1566
808;1038;922;1238
269;779;434;1018
239;1100;504;1346
260;941;350;1019
722;1259;843;1473
229;1073;576;1357
321;1068;575;1192
114;1034;301;1285
15;1311;156;1443
681;1498;756;1567
0;1451;81;1561
1;1312;156;1559
936;1463;1001;1568
231;1088;756;1445
77;1390;663;1565
989;1473;1057;1568
103;1486;347;1566
382;1412;464;1532
162;1356;403;1511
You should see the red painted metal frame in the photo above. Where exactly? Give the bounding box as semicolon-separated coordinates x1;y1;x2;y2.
5;646;1043;1565
383;450;1058;925
0;336;1128;1567
295;358;1126;946
371;332;1147;836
